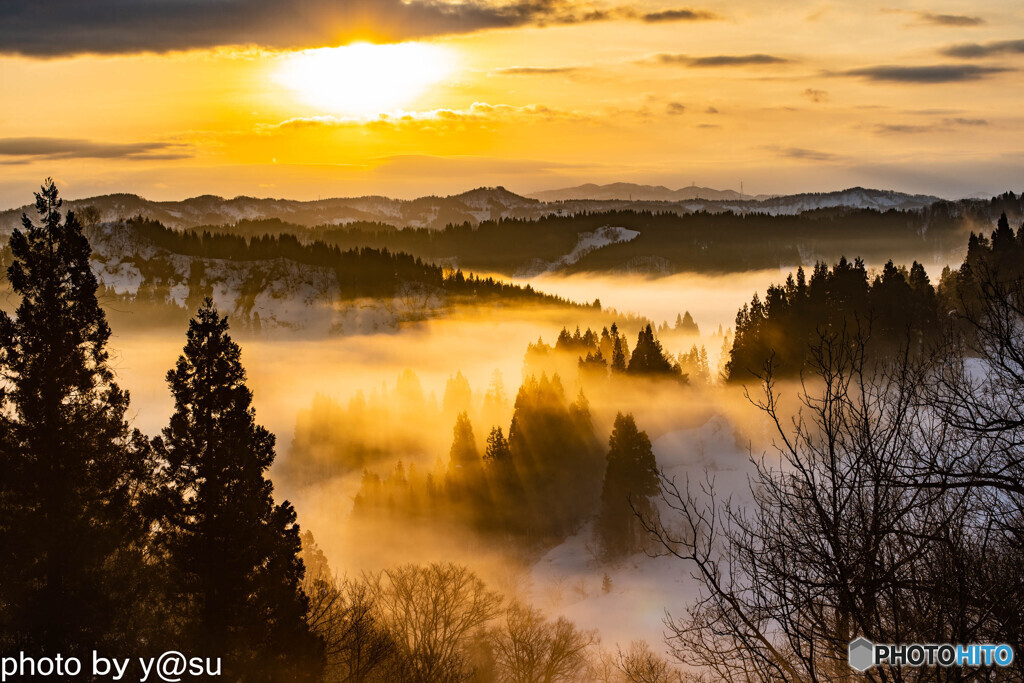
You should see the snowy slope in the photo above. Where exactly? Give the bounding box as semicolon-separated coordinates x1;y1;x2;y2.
86;223;442;335
517;226;640;276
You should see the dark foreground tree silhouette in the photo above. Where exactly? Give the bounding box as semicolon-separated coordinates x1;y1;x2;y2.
152;300;323;681
0;179;153;659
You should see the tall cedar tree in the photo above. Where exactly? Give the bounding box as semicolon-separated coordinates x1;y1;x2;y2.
0;180;153;659
446;411;490;516
597;413;659;559
153;301;322;681
627;324;679;376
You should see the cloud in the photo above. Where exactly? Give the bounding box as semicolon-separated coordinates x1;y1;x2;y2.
943;117;988;126
494;66;579;76
262;103;589;132
655;53;791;67
883;9;985;27
940;39;1024;58
802;88;828;102
870;118;988;135
642;8;717;22
841;64;1010;83
0;137;191;161
872;124;940;135
665;102;686;115
771;146;840;162
915;12;984;27
0;0;719;57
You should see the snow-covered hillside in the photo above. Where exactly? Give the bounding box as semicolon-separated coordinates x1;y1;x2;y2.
86;223;443;335
516;226;641;276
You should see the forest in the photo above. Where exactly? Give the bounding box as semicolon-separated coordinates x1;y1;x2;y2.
180;193;1024;276
1;180;1023;682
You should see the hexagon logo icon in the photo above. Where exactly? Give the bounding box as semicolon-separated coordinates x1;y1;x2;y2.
848;637;875;671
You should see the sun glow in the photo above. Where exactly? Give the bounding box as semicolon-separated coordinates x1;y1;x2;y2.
273;42;455;117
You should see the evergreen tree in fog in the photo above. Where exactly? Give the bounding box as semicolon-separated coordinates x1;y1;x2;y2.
597;413;659;559
446;412;489;515
627;324;679;377
0;180;154;659
152;300;322;681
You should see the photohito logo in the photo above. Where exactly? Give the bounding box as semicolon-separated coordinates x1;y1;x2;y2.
848;638;1014;671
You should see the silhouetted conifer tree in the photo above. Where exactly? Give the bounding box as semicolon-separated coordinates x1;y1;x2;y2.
597;414;659;559
446;412;488;512
0;179;154;660
152;300;322;681
610;323;628;372
627;325;678;376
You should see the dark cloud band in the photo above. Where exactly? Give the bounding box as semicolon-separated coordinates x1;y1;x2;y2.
916;12;984;27
655;53;790;67
941;39;1024;58
0;137;191;161
842;64;1010;83
642;8;717;22
0;0;718;57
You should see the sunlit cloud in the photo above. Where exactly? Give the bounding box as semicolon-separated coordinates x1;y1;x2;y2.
262;102;589;132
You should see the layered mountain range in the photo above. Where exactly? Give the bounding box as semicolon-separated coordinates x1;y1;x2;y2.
0;185;944;233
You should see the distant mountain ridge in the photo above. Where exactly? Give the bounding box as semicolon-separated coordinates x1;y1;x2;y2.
527;182;757;202
0;185;944;233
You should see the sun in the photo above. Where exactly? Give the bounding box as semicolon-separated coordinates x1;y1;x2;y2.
273;42;455;117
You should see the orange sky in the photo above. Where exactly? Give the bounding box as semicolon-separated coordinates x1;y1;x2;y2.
1;0;1022;206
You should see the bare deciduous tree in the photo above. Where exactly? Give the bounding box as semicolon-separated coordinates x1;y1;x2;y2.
369;562;502;683
305;574;396;682
491;601;597;682
639;326;990;682
615;640;682;683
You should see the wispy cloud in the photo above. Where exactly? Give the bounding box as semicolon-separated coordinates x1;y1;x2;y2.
873;124;941;135
0;137;191;161
802;88;828;102
654;53;791;67
915;12;984;27
494;66;580;76
641;8;718;22
870;118;986;135
840;64;1010;83
940;39;1024;58
665;102;687;115
883;9;985;27
943;117;988;126
770;146;840;162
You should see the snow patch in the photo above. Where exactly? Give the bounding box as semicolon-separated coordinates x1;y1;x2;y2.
516;226;640;276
